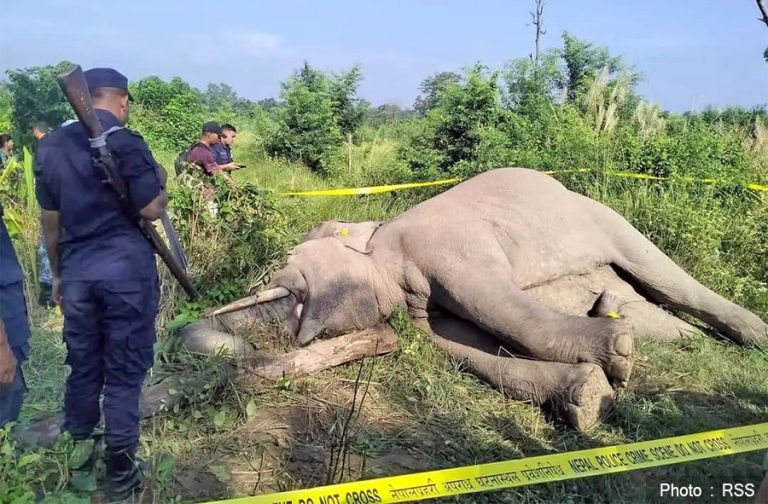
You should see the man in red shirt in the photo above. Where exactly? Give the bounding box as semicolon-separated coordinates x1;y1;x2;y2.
187;122;237;176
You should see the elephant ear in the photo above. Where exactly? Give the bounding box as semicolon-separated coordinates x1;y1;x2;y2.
335;221;383;254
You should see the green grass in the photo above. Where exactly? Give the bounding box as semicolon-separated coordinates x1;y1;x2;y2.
10;131;768;503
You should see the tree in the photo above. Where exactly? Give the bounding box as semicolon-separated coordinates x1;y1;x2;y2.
365;103;414;128
266;62;369;173
503;50;563;112
400;65;503;175
267;69;341;173
528;0;546;64
5;61;73;142
128;75;205;152
0;84;13;133
559;32;637;100
200;83;238;112
328;65;367;138
413;71;462;115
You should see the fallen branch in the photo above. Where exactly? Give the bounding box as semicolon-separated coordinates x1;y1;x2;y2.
15;325;398;448
245;325;398;381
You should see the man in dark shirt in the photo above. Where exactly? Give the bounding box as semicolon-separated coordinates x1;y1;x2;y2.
35;67;168;501
187;122;237;176
0;201;31;429
212;123;236;165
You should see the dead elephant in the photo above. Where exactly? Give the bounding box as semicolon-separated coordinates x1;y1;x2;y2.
180;168;768;431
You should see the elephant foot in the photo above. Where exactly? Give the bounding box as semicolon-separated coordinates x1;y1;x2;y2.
576;318;634;388
590;289;625;318
554;363;614;431
728;315;768;348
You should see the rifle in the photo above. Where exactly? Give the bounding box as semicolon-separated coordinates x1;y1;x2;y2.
57;64;198;299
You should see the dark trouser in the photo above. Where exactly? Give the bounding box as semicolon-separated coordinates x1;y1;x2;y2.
0;344;28;428
61;277;159;455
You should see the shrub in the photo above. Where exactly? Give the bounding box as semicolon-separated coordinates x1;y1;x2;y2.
166;173;290;308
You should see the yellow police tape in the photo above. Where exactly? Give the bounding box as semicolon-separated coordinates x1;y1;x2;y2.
279;169;768;197
280;178;463;197
203;422;768;504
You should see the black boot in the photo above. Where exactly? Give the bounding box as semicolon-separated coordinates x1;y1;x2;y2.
106;449;146;503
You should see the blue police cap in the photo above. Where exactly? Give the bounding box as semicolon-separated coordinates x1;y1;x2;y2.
83;67;133;101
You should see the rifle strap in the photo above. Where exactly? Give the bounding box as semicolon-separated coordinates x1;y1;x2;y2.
89;126;124;149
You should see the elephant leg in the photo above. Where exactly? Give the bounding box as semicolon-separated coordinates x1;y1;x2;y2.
413;314;614;431
432;258;634;386
579;194;768;347
524;265;702;342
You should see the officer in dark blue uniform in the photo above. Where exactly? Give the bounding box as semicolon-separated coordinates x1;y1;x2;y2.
35;67;168;501
0;201;31;427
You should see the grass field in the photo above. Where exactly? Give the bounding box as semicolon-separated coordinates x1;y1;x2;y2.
11;131;768;504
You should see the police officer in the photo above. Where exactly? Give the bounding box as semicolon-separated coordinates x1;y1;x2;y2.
0;200;31;428
35;67;168;501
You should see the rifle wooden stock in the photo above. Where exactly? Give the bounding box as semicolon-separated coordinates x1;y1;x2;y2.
57;65;105;140
57;64;198;299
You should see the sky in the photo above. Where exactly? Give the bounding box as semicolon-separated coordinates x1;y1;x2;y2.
1;0;766;112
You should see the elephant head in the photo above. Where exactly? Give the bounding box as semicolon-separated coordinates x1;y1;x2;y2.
192;220;390;352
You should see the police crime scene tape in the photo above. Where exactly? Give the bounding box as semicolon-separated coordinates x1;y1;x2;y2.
279;169;768;197
280;178;463;197
203;422;768;504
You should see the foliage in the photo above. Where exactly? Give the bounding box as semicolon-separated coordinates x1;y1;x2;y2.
1;148;39;291
502;50;563;112
267;71;342;174
327;65;368;138
413;71;462;115
1;426;92;503
167;173;289;305
364;103;416;129
683;105;768;129
4;61;74;144
399;64;502;176
0;84;14;133
128;76;207;153
267;62;368;174
559;31;640;101
199;82;255;116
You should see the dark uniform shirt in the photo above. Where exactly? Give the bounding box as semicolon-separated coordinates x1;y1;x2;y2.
34;110;164;281
0;201;30;349
212;143;232;165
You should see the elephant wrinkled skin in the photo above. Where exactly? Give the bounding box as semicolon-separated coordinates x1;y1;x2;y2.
180;168;768;431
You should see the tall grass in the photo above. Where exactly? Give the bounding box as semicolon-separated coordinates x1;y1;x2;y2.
1;148;39;298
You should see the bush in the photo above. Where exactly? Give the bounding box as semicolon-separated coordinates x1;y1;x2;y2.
128;77;206;153
166;173;290;308
266;63;368;175
267;78;342;174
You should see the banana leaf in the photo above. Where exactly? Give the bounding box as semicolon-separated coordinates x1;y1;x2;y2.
23;146;37;214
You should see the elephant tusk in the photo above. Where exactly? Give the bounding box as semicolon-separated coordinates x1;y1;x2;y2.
205;287;292;317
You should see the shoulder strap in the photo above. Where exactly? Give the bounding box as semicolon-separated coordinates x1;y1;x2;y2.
104;126;125;136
